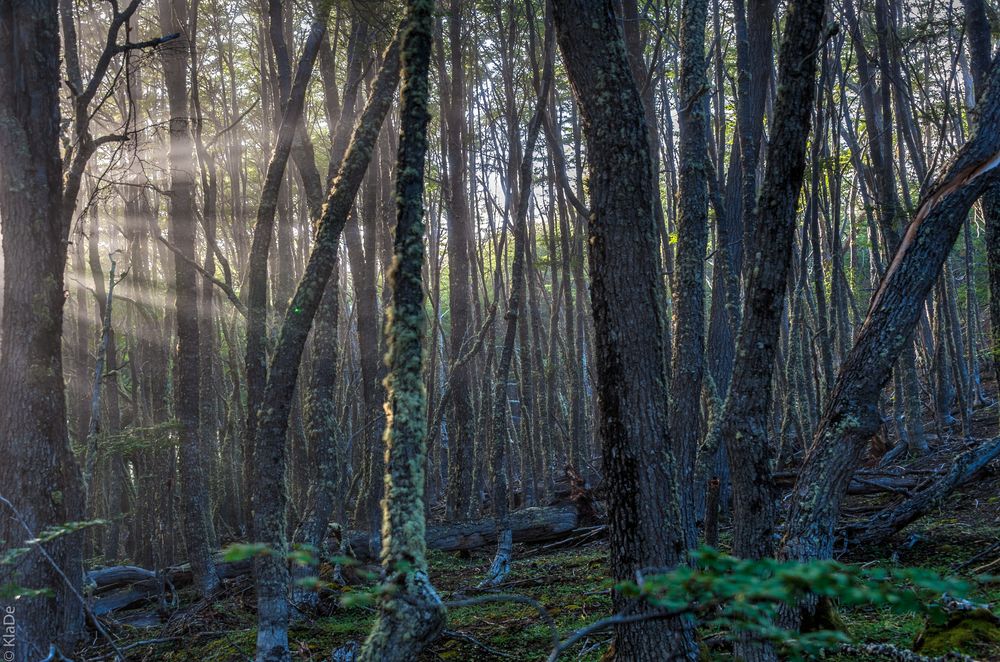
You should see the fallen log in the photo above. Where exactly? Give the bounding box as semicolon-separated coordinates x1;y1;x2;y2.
87;565;156;590
89;558;253;616
88;506;580;615
840;437;1000;548
774;471;925;496
347;505;580;560
92;589;155;617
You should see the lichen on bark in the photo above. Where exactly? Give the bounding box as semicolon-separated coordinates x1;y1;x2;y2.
358;0;445;659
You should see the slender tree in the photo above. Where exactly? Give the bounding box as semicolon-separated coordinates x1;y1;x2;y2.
157;0;221;597
442;0;478;521
358;0;447;658
671;0;710;546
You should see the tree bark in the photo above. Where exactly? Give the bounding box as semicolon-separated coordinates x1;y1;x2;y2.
550;2;696;659
782;53;1000;569
358;1;446;658
243;10;328;529
0;1;86;656
671;0;710;547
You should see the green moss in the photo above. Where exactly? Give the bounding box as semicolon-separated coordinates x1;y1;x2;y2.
914;609;1000;656
289;610;375;652
841;605;923;647
169;628;256;661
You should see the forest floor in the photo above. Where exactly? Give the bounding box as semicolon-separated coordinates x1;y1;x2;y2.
81;409;1000;661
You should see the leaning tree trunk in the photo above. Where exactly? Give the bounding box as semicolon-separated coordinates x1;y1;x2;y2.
358;1;447;658
243;11;327;534
249;24;402;662
292;10;377;613
0;2;86;657
781;51;1000;570
550;1;696;659
246;14;331;661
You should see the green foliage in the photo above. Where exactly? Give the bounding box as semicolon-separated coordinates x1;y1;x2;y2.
0;583;54;600
220;542;272;562
612;546;978;660
28;518;107;545
0;520;103;602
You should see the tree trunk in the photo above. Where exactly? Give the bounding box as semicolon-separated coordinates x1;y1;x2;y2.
0;2;86;656
782;52;1000;570
671;0;710;547
358;2;446;658
246;15;330;661
961;0;1000;391
717;0;827;563
157;0;221;599
442;0;478;522
711;0;827;657
550;2;696;659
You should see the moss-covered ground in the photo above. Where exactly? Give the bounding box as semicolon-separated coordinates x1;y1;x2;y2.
83;424;1000;660
85;502;1000;662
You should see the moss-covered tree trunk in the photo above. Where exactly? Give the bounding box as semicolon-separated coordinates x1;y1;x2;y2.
550;1;696;659
358;0;447;658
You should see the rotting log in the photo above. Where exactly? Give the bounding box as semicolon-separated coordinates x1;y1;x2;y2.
88;557;253;616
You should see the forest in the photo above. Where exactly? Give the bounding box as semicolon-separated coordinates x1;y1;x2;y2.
2;0;1000;659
